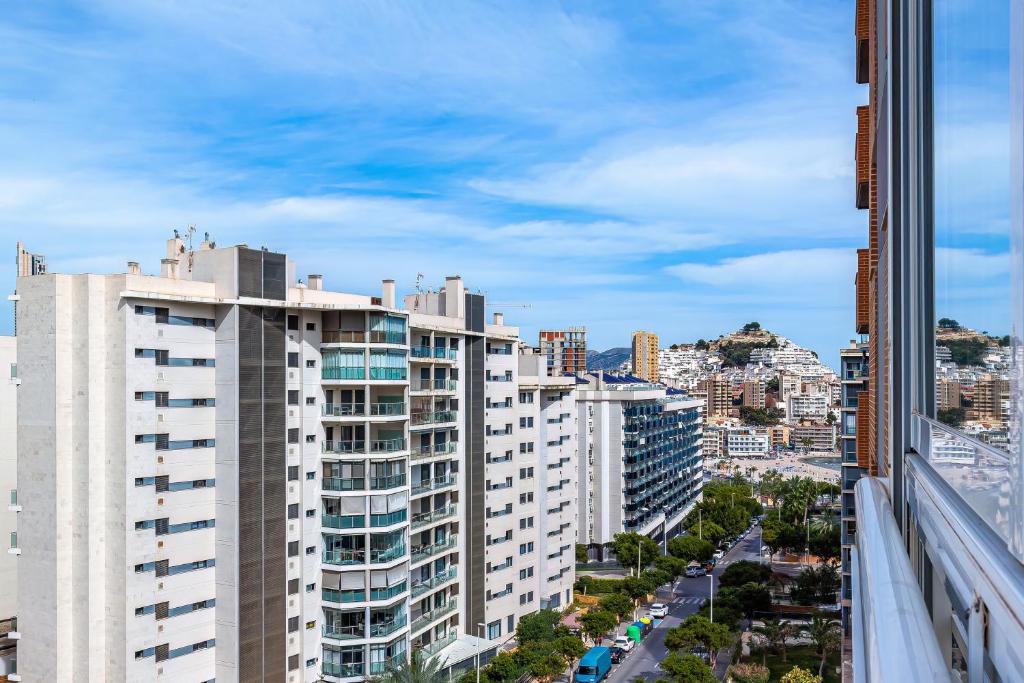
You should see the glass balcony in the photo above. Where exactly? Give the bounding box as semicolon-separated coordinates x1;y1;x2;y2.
322;330;366;344
419;629;458;657
323;513;365;529
323;440;366;455
368;614;408;638
411;504;457;530
411;442;457;460
323;402;366;417
370;510;408;527
371;402;406;417
369;543;407;564
370;581;408;601
322;367;366;381
323;477;365;491
322;588;366;604
371;438;406;454
370;474;407;490
411;567;457;598
410;535;458;564
411;473;456;496
411;346;457;360
369;331;407;345
323;662;365;677
369;367;407;381
411;410;458;426
323;549;366;565
411;598;458;632
369;653;406;675
323;624;365;641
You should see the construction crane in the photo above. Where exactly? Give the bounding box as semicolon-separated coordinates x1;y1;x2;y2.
485;303;532;309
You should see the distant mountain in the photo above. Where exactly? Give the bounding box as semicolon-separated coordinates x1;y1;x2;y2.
587;347;631;371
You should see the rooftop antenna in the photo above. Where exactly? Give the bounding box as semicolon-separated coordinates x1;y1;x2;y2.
180;225;198;272
413;272;424;309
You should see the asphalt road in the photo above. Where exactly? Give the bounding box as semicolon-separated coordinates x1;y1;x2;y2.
603;526;765;683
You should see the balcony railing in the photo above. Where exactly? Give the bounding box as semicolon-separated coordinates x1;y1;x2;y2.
323;402;366;417
420;629;458;657
323;588;366;604
323;624;364;641
411;473;456;496
369;331;407;345
411;599;458;632
323;477;365;492
323;440;366;455
371;438;406;454
486;375;513;382
370;581;408;601
368;614;408;638
852;477;948;682
411;567;457;598
411;410;458;426
323;549;366;566
370;509;408;527
322;367;366;381
371;402;406;416
410;535;458;564
411;504;457;530
369;653;406;675
322;330;366;344
323;513;365;529
369;543;407;564
412;378;458;392
324;662;365;677
369;367;407;381
411;442;457;460
370;474;407;490
410;346;457;360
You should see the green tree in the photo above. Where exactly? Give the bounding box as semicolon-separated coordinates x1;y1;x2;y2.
686;520;726;545
599;592;635;620
515;610;565;645
938;317;961;329
482;652;524;683
730;582;772;619
528;653;566;683
739;406;785;426
578;610;618;644
576;544;589;563
372;648;446;683
790;564;839;605
654;554;686;579
611;532;660;574
780;665;822;683
664;614;732;665
660;652;717;683
622;574;656;600
718;560;771;589
802;617;841;678
642;568;673;591
938;407;966;428
695;339;709;351
553;636;587;672
742;322;762;332
759;470;784;506
668;536;715;563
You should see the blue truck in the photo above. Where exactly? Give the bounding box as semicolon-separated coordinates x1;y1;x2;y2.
575;646;612;683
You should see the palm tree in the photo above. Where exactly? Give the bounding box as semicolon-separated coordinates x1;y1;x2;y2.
751;619;795;664
372;649;447;683
803;616;841;676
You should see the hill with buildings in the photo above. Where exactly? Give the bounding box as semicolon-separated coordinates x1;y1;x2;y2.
586;346;631;371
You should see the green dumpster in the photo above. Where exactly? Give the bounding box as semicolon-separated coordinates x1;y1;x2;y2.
626;624;642;643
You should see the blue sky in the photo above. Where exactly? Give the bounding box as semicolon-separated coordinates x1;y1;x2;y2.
0;1;872;366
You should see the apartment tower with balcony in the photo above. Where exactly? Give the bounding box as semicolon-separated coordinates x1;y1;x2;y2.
576;373;702;560
405;283;578;644
538;327;586;377
14;238;417;683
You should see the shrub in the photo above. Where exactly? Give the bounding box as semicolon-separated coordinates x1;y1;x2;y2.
728;663;771;683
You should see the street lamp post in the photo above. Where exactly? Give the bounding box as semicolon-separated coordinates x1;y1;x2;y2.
698;508;702;540
476;623;486;683
709;573;714;623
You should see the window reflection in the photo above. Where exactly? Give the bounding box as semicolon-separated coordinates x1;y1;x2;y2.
932;0;1014;459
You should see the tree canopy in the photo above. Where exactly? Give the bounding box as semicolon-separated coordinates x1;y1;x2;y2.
660;652;717;683
668;535;715;563
611;532;660;573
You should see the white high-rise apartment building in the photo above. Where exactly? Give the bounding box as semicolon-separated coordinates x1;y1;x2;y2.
404;286;577;645
576;374;703;559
